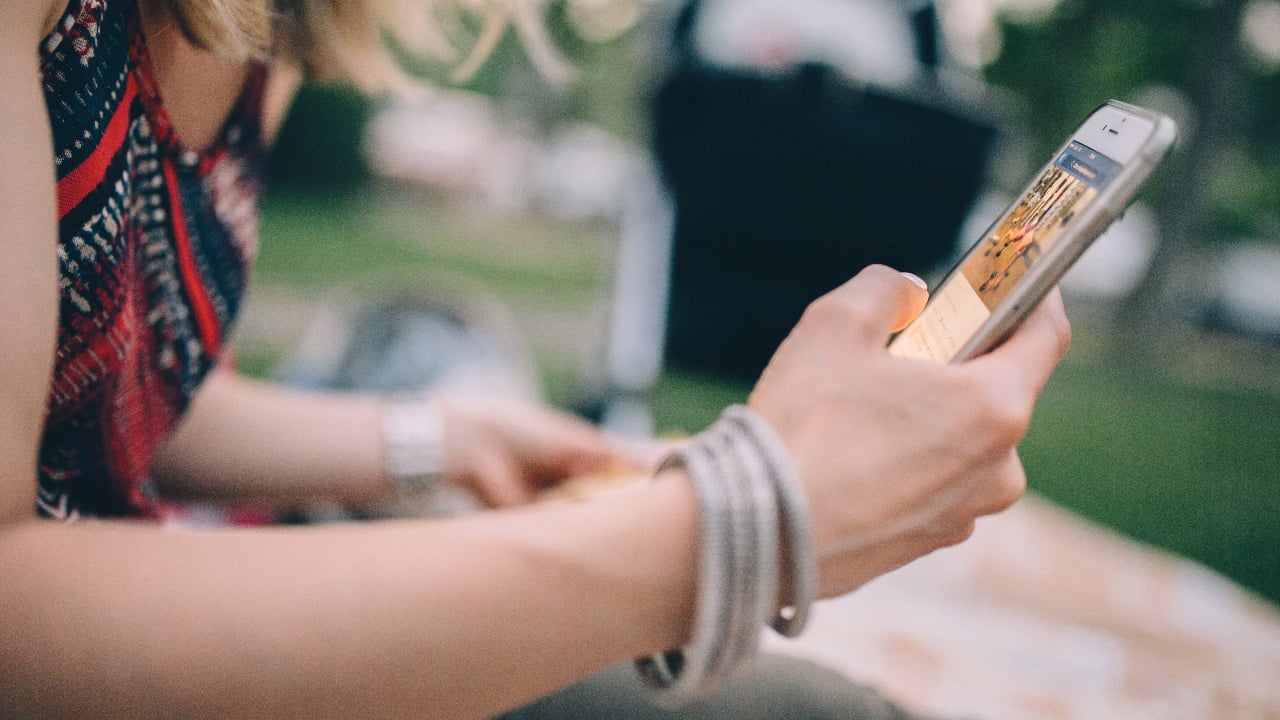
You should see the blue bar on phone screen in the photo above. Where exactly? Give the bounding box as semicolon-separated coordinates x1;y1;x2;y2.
1055;142;1120;189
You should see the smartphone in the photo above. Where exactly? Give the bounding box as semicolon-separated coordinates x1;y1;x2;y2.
888;100;1177;364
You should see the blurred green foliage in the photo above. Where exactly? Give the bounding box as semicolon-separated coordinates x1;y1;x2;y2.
984;0;1280;242
270;0;1280;244
387;1;649;137
268;4;647;191
267;83;376;191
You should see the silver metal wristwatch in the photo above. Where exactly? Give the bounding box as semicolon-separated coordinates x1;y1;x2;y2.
380;395;445;496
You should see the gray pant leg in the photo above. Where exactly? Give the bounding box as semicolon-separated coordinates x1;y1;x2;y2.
499;654;928;720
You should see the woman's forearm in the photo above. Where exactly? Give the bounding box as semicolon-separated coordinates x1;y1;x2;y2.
151;369;393;506
152;369;639;511
0;473;698;720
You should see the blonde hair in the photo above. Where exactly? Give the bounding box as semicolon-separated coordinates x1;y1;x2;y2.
161;0;575;92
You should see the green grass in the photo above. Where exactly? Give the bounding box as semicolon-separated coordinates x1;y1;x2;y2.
252;188;1280;607
256;189;604;298
1021;353;1280;605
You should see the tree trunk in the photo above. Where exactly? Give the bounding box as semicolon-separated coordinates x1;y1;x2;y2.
1117;0;1249;344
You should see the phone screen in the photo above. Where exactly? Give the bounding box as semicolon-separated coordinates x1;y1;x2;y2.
889;140;1122;364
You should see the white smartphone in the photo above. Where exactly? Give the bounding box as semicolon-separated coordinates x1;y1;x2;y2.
888;100;1177;364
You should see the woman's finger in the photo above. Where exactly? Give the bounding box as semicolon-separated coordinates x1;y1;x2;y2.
967;287;1071;408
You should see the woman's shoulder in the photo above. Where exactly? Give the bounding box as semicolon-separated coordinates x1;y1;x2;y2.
0;0;72;53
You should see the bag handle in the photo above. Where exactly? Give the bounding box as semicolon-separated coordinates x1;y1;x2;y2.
670;0;943;71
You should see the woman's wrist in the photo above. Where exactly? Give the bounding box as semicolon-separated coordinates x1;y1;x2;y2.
634;406;818;706
635;469;702;651
380;393;445;497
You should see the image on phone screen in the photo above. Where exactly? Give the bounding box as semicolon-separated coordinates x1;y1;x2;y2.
889;140;1121;364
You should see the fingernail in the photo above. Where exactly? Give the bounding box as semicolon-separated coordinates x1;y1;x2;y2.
901;272;928;291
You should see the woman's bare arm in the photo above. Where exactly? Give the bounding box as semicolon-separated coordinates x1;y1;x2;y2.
149;369;393;505
150;370;637;508
0;2;61;526
0;478;700;720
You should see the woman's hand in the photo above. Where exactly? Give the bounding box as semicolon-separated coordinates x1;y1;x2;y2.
437;394;655;507
749;265;1071;598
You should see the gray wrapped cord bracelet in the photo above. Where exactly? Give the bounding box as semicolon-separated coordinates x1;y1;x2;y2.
635;405;818;706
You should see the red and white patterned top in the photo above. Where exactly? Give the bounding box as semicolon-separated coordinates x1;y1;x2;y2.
37;0;268;519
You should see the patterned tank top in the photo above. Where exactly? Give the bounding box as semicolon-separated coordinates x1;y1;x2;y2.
37;0;268;520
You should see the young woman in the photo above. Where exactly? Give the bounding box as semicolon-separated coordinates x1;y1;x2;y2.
0;0;1071;717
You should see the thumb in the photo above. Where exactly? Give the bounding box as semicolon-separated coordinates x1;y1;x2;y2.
469;447;533;508
820;265;930;344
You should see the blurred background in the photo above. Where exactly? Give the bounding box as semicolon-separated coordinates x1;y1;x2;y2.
239;0;1280;609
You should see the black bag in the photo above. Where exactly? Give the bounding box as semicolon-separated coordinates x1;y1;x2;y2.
653;1;999;381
